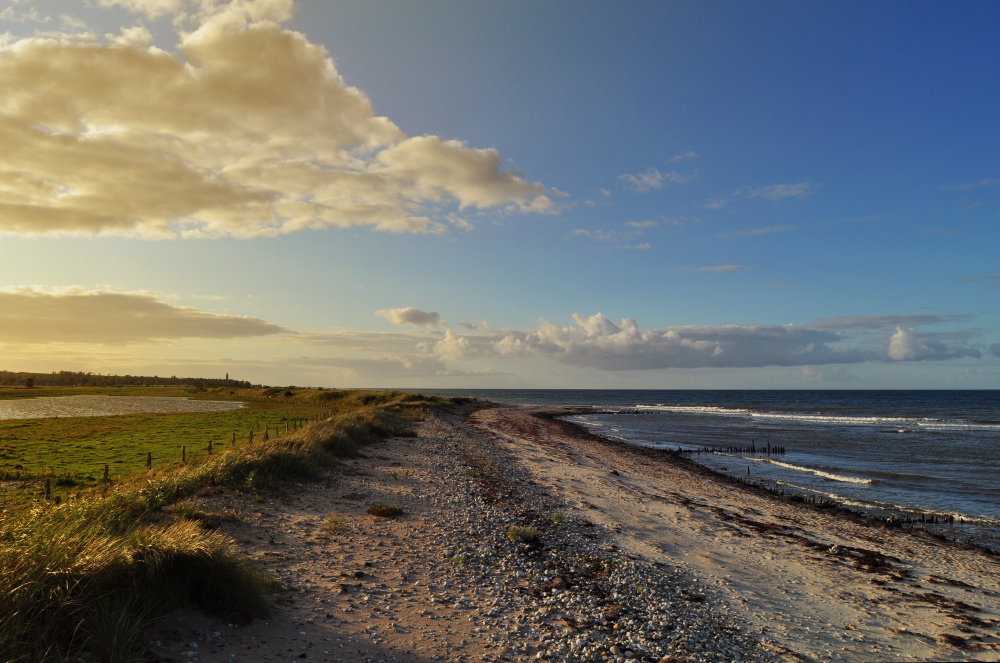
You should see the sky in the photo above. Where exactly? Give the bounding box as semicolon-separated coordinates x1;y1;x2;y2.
1;0;999;389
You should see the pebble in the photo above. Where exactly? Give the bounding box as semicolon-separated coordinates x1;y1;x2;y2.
413;414;781;663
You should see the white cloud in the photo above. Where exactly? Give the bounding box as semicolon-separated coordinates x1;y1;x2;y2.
669;150;698;162
262;313;994;374
59;14;88;30
414;312;988;371
4;291;986;379
625;220;658;229
948;177;1000;191
618;168;693;193
716;225;795;239
705;181;817;209
0;286;286;343
887;326;980;361
0;6;52;23
571;226;653;249
420;313;866;371
96;0;294;24
0;1;552;238
746;181;817;201
375;307;441;328
808;314;972;331
96;0;189;20
695;265;748;272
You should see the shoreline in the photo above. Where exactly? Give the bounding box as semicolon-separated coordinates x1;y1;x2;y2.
535;407;999;558
470;404;1000;661
139;402;1000;662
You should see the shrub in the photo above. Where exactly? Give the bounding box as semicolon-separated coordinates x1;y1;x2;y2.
324;515;348;534
506;526;539;543
367;504;404;518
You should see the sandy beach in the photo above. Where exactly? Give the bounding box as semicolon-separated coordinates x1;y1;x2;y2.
144;403;1000;662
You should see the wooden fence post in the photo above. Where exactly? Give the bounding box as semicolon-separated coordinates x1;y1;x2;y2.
44;478;51;500
182;446;186;463
104;464;109;484
147;452;152;469
208;440;213;455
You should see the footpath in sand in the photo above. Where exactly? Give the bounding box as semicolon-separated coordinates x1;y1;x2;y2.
145;404;999;663
471;406;1000;662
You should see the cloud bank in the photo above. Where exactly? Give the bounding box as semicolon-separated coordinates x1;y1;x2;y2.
376;307;441;328
0;286;286;343
0;0;551;238
301;311;988;374
1;290;988;379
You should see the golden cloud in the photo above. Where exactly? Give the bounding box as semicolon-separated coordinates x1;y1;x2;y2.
0;286;286;343
0;0;550;237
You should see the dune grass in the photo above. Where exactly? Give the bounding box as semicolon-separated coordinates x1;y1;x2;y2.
0;386;427;500
0;388;449;662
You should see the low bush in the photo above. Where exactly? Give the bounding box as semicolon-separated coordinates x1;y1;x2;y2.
367;503;404;518
324;515;348;534
506;526;539;543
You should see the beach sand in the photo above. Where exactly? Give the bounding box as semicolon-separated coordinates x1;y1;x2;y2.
143;403;1000;662
471;406;1000;661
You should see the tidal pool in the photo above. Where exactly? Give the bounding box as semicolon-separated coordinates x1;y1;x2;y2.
0;395;243;419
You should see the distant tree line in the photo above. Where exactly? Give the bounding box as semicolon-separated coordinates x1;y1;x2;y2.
0;371;255;389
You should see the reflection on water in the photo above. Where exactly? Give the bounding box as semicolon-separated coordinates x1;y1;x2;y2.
0;395;243;419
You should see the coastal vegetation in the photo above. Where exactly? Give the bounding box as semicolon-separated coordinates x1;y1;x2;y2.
0;386;450;662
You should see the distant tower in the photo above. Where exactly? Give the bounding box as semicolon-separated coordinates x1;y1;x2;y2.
226;372;229;381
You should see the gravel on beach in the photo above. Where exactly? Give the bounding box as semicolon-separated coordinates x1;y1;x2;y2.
146;404;786;663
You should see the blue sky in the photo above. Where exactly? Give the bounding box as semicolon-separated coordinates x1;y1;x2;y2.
0;0;998;388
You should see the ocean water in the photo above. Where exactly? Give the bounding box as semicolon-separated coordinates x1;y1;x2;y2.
418;389;1000;552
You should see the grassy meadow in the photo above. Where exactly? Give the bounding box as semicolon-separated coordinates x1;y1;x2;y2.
0;386;383;500
0;386;455;662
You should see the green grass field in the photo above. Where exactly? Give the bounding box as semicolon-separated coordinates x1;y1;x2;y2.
0;386;451;662
0;386;381;500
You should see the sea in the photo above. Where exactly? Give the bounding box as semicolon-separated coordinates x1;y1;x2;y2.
416;389;1000;553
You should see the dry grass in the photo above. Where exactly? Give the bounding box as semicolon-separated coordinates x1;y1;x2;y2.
324;514;349;534
0;388;451;662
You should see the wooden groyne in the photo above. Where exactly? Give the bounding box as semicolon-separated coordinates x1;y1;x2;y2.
698;440;786;455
